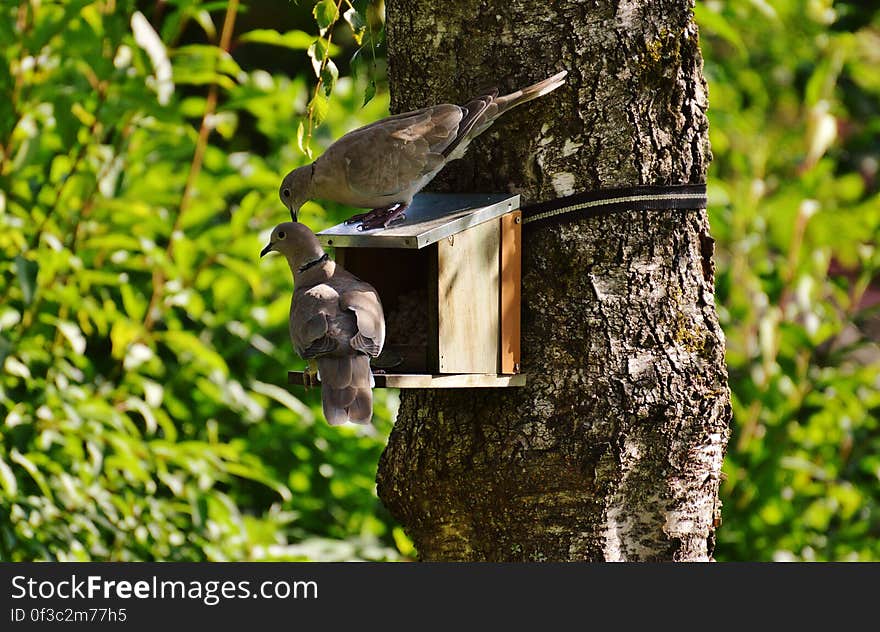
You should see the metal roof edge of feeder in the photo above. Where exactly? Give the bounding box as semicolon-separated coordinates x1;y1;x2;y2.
317;192;520;250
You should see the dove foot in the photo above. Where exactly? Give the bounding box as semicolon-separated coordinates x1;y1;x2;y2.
345;203;409;231
303;360;320;390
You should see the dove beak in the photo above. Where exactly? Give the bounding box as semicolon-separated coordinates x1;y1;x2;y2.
260;242;273;258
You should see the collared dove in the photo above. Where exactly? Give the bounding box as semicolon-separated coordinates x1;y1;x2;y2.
261;222;385;425
279;70;567;229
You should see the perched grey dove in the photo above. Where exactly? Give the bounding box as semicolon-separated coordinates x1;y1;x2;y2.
279;70;567;229
261;222;385;425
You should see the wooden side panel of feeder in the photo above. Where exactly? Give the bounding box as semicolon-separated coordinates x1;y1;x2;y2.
500;210;522;374
436;219;500;374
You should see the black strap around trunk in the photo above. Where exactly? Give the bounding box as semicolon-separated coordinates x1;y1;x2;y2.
521;183;707;227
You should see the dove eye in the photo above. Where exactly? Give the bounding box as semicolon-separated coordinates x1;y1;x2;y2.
282;189;290;198
277;231;286;239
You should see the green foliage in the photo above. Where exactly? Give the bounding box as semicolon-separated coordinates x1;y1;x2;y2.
302;0;383;154
0;0;399;561
698;0;880;560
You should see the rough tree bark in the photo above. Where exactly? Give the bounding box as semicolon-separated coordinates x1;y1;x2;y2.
376;0;732;561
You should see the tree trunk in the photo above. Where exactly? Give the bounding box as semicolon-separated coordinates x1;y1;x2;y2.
376;0;731;561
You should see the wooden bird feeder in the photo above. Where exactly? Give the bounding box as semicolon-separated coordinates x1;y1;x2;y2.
288;193;525;388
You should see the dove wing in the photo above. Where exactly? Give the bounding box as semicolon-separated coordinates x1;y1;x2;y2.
340;286;385;358
290;286;338;358
337;105;464;199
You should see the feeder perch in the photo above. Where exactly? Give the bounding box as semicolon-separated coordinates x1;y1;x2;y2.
288;193;525;389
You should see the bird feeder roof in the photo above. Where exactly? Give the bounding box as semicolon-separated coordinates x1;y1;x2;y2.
317;192;520;250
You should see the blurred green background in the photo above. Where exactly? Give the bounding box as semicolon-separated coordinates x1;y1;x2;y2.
0;0;877;561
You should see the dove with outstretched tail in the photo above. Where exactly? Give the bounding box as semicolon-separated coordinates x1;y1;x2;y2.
261;222;385;425
279;70;567;229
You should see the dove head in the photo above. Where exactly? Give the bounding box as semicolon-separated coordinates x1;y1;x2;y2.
279;165;313;221
260;222;327;274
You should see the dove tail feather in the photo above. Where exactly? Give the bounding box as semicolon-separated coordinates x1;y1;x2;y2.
443;71;567;161
494;70;568;113
318;355;374;425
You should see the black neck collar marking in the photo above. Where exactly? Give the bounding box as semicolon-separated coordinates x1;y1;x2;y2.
298;253;329;273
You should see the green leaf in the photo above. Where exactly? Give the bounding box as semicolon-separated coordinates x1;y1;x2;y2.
804;52;844;107
110;319;142;360
392;526;415;557
9;449;53;498
343;7;366;45
121;283;147;321
191;9;217;41
296;120;307;155
172;44;241;90
308;91;329;127
352;0;371;13
131;10;174;106
0;335;10;367
174;44;242;77
251;380;314;423
56;320;87;355
307;39;330;78
14;255;38;305
321;59;339;96
0;454;17;497
349;47;363;76
313;0;340;34
27;0;92;51
172;69;236;90
221;461;291;502
363;79;376;107
237;29;318;51
216;254;262;293
162;330;229;376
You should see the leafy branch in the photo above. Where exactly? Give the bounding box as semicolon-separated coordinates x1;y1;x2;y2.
299;0;382;157
144;0;240;333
